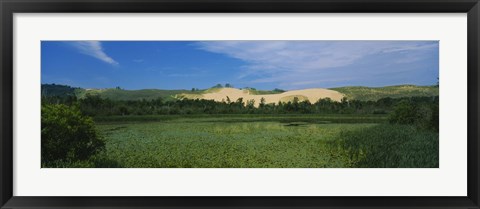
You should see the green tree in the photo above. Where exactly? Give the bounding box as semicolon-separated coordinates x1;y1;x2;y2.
226;96;231;104
389;100;418;125
236;97;245;109
41;104;105;164
259;97;266;108
246;99;255;109
292;97;300;111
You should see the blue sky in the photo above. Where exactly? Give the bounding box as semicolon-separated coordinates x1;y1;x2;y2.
41;41;439;90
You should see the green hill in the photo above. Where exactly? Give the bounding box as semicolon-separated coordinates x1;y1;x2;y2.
330;85;439;101
41;84;82;98
76;88;194;101
41;84;194;101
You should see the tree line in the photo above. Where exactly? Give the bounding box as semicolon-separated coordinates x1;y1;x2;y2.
42;93;438;117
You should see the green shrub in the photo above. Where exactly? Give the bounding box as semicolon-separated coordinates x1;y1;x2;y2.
388;100;418;124
41;104;105;164
388;99;439;132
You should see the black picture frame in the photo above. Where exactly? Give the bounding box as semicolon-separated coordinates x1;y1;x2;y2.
1;0;479;208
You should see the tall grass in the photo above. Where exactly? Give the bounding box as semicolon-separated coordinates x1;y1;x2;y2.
42;153;122;168
332;124;438;168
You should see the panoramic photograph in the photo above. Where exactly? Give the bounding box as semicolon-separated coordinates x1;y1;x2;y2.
41;41;439;168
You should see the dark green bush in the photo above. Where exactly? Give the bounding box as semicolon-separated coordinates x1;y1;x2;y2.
389;99;438;132
388;99;418;124
41;104;105;164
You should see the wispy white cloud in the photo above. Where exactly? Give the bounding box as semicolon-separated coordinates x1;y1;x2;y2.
196;41;438;88
69;41;119;65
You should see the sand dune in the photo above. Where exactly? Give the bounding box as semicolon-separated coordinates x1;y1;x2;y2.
179;88;344;107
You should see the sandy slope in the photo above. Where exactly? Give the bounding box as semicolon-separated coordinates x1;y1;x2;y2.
180;88;344;107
